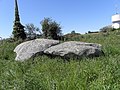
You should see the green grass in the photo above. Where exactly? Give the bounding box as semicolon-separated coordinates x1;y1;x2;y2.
0;32;120;90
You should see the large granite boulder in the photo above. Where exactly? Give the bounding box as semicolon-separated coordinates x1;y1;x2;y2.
14;39;59;61
44;41;104;59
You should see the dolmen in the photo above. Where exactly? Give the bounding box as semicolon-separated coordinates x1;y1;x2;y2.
14;39;104;61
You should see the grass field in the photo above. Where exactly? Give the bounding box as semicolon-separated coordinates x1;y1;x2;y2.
0;31;120;90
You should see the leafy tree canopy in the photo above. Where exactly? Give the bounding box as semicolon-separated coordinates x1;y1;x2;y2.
40;17;62;40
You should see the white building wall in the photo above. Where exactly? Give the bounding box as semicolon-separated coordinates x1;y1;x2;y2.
112;22;120;29
112;14;120;29
112;14;120;22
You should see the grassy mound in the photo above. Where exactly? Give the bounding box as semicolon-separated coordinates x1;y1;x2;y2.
0;31;120;90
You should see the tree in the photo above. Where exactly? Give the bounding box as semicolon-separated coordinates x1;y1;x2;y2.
25;23;40;40
13;23;26;40
13;0;26;40
40;18;62;40
71;30;76;34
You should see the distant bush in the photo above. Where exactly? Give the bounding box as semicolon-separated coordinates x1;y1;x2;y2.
100;25;113;32
64;33;81;41
88;31;99;34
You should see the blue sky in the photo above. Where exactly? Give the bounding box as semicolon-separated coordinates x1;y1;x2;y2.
0;0;119;38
